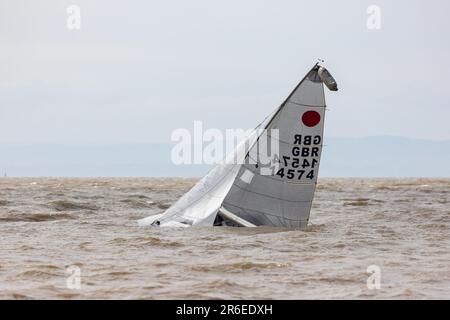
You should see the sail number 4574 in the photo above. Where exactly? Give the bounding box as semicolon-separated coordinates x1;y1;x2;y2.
276;168;315;180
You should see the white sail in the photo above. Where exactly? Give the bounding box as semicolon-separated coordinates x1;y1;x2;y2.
222;66;328;228
138;162;240;227
139;63;337;228
138;120;268;227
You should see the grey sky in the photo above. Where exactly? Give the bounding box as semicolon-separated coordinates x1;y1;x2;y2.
1;0;450;144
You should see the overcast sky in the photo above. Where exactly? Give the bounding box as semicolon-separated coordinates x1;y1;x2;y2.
1;0;449;144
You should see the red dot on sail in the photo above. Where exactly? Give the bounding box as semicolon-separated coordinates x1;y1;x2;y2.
301;111;321;127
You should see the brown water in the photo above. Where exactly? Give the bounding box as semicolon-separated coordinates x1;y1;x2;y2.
0;178;449;299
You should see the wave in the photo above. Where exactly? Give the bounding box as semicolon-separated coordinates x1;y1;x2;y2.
343;198;371;206
109;236;183;248
157;203;171;210
0;212;75;222
7;293;33;300
120;198;155;209
48;200;98;212
0;200;10;206
191;262;291;272
16;269;61;279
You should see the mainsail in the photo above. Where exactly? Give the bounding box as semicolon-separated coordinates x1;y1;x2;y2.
138;63;338;228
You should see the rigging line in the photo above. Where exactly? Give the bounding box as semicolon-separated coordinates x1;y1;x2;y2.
288;101;326;108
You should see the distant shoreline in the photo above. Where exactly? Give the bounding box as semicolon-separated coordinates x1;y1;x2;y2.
1;136;450;177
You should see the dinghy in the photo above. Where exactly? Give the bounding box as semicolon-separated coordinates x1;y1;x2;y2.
139;63;338;228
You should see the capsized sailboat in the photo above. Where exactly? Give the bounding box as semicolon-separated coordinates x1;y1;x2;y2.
139;63;338;228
